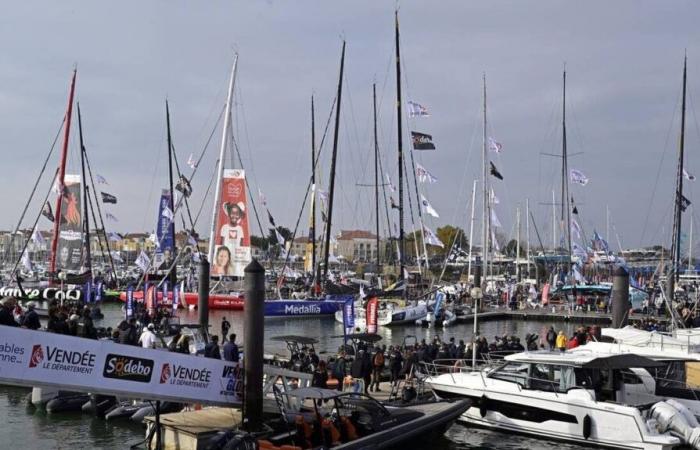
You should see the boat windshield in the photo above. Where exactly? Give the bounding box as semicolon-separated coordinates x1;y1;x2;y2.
489;361;600;393
489;361;529;386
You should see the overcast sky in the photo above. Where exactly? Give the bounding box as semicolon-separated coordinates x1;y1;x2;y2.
1;1;699;251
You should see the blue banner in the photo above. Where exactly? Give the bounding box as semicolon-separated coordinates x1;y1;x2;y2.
95;281;103;302
83;282;93;303
161;281;168;309
343;298;354;329
126;286;134;319
155;189;175;268
172;283;180;314
434;292;445;317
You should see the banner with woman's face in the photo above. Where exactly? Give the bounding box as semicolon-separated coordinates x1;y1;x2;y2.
57;174;83;272
215;169;251;277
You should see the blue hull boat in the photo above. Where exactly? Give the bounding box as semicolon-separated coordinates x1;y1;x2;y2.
264;296;350;318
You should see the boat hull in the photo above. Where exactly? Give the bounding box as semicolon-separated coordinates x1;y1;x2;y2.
264;298;346;318
118;291;244;310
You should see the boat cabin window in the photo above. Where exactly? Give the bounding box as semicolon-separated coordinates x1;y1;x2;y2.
620;369;644;385
489;361;530;387
530;364;577;393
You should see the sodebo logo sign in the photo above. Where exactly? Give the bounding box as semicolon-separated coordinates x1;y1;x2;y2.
103;354;154;383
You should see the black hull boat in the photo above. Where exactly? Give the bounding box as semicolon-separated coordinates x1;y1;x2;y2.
45;391;91;414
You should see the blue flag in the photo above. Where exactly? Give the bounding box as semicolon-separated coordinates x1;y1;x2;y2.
126;286;134;319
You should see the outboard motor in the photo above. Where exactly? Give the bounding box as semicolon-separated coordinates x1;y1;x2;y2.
650;399;700;449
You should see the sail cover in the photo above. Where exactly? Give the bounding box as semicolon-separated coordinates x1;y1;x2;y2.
213;169;251;277
154;189;175;270
57;174;83;272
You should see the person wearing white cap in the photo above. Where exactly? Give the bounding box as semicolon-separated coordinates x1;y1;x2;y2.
219;201;246;255
138;323;157;349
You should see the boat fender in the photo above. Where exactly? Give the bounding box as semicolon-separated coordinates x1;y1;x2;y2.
479;395;488;418
583;414;592;439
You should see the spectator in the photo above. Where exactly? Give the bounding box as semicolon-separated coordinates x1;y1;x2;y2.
204;335;221;359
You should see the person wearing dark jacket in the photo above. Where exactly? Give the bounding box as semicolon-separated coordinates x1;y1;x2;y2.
389;347;403;385
21;303;41;330
204;335;221;359
546;326;557;351
350;351;365;379
76;308;97;339
0;298;18;327
362;350;373;393
223;334;239;363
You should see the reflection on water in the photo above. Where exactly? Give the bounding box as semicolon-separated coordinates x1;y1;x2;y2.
0;302;585;449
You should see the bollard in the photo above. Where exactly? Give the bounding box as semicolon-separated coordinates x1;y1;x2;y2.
243;259;265;432
198;258;210;341
611;266;629;328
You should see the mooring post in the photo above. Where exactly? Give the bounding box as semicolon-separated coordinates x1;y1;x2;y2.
611;266;630;328
198;258;210;341
243;259;265;432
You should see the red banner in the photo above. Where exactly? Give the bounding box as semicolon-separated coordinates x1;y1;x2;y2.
366;297;378;334
213;169;251;277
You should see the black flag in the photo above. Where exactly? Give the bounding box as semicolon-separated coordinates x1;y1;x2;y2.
390;196;400;209
411;131;436;150
680;194;692;212
489;162;503;180
572;206;579;215
101;192;117;204
267;209;276;227
42;201;55;222
175;175;192;198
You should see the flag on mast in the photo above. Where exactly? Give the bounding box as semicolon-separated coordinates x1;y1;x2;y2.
416;164;438;183
407;101;430;117
570;169;589;186
420;194;439;218
488;137;503;153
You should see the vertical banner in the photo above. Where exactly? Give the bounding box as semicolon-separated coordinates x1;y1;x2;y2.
434;292;445;318
57;174;83;272
366;296;378;334
343;298;355;336
95;281;103;302
155;189;175;270
126;286;134;319
214;169;251;277
172;283;180;314
83;281;93;303
304;184;316;273
145;282;155;316
161;281;169;308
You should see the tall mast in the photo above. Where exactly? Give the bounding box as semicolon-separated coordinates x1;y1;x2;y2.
669;55;688;299
552;190;556;253
208;55;238;263
322;41;345;280
395;11;406;288
310;94;316;279
526;198;531;279
561;70;572;267
165;101;177;285
481;73;488;290
689;210;694;272
77;103;92;275
516;205;521;282
373;83;381;277
50;70;77;277
467;180;477;283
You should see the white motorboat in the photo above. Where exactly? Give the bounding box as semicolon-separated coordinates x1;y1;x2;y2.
425;351;696;449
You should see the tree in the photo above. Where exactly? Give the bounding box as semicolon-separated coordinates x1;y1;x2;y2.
267;226;292;245
436;225;467;256
250;235;268;250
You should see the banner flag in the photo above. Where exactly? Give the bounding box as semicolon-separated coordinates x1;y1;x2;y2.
57;174;83;272
366;297;378;334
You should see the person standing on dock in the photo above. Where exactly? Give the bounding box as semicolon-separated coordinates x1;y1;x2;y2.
205;335;221;359
223;334;239;363
139;323;157;349
555;330;567;352
370;348;385;392
221;317;231;341
0;298;18;327
546;326;556;351
20;302;41;330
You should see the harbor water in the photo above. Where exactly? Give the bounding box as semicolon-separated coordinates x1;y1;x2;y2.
0;302;585;449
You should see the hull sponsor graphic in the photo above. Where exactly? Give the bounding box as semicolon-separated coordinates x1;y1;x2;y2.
0;286;83;302
57;174;83;272
155;189;175;269
214;169;251;277
0;327;240;406
103;354;154;383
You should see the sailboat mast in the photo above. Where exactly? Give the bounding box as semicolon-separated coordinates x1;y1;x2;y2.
77;103;92;275
561;70;573;266
49;70;77;278
310;95;316;278
208;55;238;264
166;101;177;285
516;205;521;282
373;83;381;277
395;12;406;288
481;74;488;290
670;55;688;296
322;41;345;281
689;210;694;272
467;180;477;283
526;198;531;278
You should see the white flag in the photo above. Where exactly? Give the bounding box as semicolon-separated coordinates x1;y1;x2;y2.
423;225;445;248
491;228;500;252
488;137;503;153
31;229;45;246
111;251;124;263
96;174;109;185
490;209;502;228
489;188;500;205
274;228;286;247
317;188;329;204
684;168;696;181
385;173;396;193
571;219;582;240
407;101;430;118
420;194;440;218
570;169;589;186
187;153;197;169
135;251;151;272
416;163;438;184
162;206;174;222
258;188;267;206
21;250;33;271
359;284;366;298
